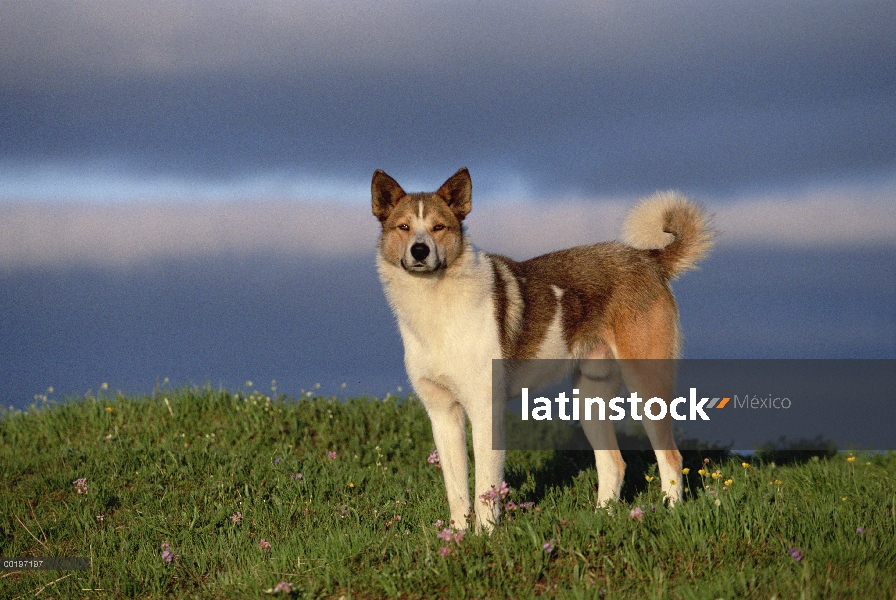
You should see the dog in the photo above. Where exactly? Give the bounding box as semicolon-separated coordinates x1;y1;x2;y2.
372;167;714;530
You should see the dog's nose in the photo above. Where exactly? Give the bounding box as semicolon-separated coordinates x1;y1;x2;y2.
410;243;430;261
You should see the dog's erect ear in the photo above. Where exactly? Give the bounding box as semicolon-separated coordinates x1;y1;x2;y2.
435;167;472;221
372;170;406;222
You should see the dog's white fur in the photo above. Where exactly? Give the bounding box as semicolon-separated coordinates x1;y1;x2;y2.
379;244;507;528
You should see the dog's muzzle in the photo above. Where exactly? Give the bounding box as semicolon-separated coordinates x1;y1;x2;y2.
401;240;442;272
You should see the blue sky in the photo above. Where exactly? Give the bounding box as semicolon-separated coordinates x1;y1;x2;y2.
1;1;894;406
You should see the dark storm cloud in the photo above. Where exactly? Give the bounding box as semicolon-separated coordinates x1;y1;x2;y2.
1;0;894;197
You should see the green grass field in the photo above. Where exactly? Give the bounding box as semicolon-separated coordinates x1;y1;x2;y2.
2;387;895;599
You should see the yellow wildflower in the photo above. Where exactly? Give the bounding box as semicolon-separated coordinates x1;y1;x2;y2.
681;468;690;475
645;475;654;482
741;462;750;469
846;456;856;463
698;469;707;476
724;479;733;486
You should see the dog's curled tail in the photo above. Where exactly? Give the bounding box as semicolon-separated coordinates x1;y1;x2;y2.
620;191;716;280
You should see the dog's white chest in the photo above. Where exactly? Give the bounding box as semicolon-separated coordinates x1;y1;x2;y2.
379;251;501;382
400;285;492;348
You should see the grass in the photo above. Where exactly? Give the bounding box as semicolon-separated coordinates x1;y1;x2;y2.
2;386;895;599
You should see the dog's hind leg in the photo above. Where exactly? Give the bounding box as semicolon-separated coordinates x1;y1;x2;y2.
576;360;626;507
415;378;471;528
619;357;683;504
613;302;684;504
630;365;683;503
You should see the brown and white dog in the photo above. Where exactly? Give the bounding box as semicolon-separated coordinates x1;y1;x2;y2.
372;167;714;530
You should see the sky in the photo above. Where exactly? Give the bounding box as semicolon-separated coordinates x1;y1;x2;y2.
1;1;895;408
1;0;894;206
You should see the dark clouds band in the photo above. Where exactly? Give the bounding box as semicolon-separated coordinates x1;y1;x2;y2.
1;1;894;198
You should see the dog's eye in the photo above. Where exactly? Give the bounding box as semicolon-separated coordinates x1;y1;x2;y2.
432;224;446;232
397;223;410;231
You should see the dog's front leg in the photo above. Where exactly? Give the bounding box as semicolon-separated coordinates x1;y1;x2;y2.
429;403;471;528
468;398;505;532
415;379;471;528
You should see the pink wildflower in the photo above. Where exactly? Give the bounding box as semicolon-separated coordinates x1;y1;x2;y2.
479;481;512;506
327;451;337;460
480;489;498;505
543;541;554;553
230;511;242;525
436;524;465;556
272;581;292;594
258;538;272;551
630;507;645;521
437;527;466;547
161;541;176;563
437;528;455;543
72;478;88;495
497;481;511;498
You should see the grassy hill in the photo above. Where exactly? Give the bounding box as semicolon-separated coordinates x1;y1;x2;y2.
2;388;894;598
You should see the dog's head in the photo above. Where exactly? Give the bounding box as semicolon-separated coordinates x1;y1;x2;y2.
372;167;471;273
